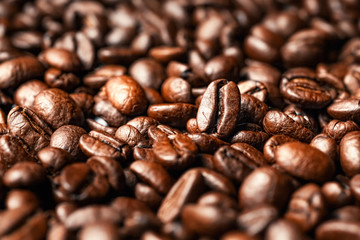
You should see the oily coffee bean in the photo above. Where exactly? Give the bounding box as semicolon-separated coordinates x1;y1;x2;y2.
197;79;241;139
204;55;239;82
105;75;148;116
3;162;47;188
7;106;52;154
38;147;72;173
265;219;306;240
310;133;338;162
161;77;193;103
44;68;80;92
149;46;186;64
236;204;279;236
0;56;44;89
43;48;82;72
33;88;84;129
14;80;48;108
323;120;359;143
327;98;360;123
148;103;197;128
115;124;145;148
280;68;333;109
79;130;130;162
93;97;128;128
237;80;268;102
230;123;269;149
187;133;229;154
130;58;166;90
285;183;327;232
70;92;94;117
152;133;198;170
50;125;86;160
321;180;353;208
231;142;267;167
274;142;335;182
238;167;293;210
263;110;315;143
315;220;360;240
263;135;299;164
239;94;268;124
83;65;126;90
340;131;360;177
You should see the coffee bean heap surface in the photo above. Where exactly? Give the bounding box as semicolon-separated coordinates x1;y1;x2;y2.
1;0;360;239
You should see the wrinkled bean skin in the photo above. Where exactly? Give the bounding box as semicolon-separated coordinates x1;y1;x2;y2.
263;110;315;143
105;75;148;116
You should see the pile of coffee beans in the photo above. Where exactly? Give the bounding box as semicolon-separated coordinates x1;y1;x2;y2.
1;0;360;239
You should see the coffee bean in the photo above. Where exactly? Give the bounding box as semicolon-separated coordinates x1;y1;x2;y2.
265;219;306;240
148;103;197;128
44;67;80;92
149;46;186;64
237;80;268;102
237;204;278;236
263;135;299;164
38;146;72;173
323;120;359;143
310;133;338;162
275;142;335;182
204;55;239;82
130;58;166;90
240;94;268;124
321;180;353;208
263;110;315;142
230;123;269;149
79;130;130;162
197;79;240;139
43;48;82;72
14;80;48;108
33;88;84;129
238;167;293;210
327;98;360;123
105;75;148;116
340;131;360;177
0;56;44;89
3;162;47;188
285;183;326;232
315;220;360;240
161;77;193;103
7;106;52;154
93;97;128;127
187;133;229;154
332;206;360;222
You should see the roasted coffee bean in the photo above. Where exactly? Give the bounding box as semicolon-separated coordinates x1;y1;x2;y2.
87;156;125;191
237;80;268;102
204;55;239;82
263;11;303;38
161;77;193;103
149;46;186;64
323;120;359;143
44;68;80;92
0;134;35;169
14;80;48;108
84;65;126;90
310;133;338;162
244;25;283;63
0;56;44;89
316;62;347;90
127;116;159;137
213;145;258;184
3;162;47;188
281;29;327;67
285;183;326;232
98;47;144;65
50;125;86;160
115;124;145;148
265;219;306;240
332;206;360;222
79;222;120;240
130;58;166;90
181;204;237;237
70;92;94;117
38;146;72;173
5;189;39;210
340;131;360;177
148;103;197;128
33;88;84;129
53;163;109;203
237;204;278;236
64;205;121;230
240;94;268;124
105;75;148;116
238;167;293;210
86;118;117;136
350;174;360;201
284;105;317;133
321;180;353;208
43;48;82;72
7;106;52;154
263;135;299;164
130;160;173;195
231;143;267;167
79;130;130;162
143;86;164;105
187;133;229;154
135;183;163;210
327;98;360;123
280;68;333;109
275;142;335;182
230;123;269;149
197;79;240;139
153;133;198;170
263;110;315;142
93;97;128;128
158;168;235;223
315;220;360;240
